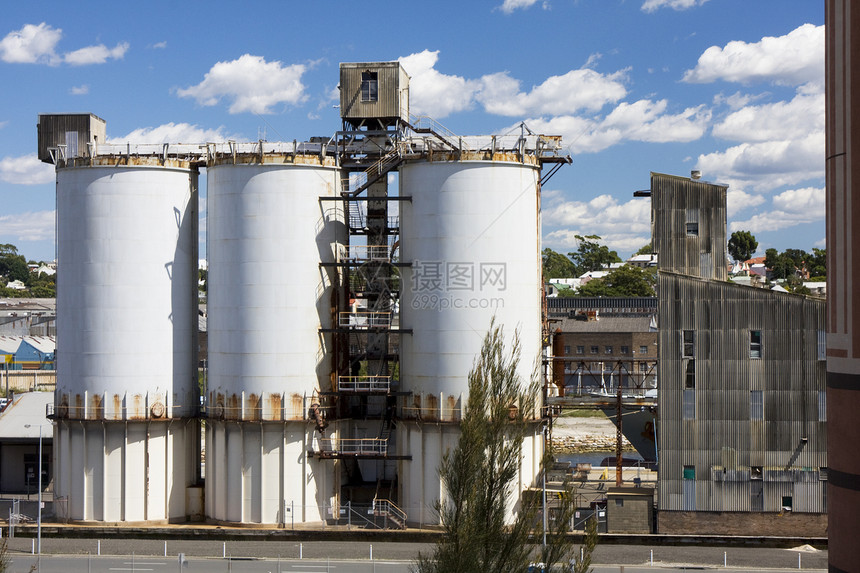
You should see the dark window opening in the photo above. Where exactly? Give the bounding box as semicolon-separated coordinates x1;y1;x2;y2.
686;222;699;236
361;71;378;102
750;330;762;359
685;360;695;389
750;390;763;420
682;330;695;358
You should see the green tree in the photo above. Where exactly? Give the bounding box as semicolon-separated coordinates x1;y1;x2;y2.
414;321;593;572
808;248;826;278
765;248;792;280
727;230;758;262
575;265;656;297
567;235;621;276
542;248;577;280
633;243;653;256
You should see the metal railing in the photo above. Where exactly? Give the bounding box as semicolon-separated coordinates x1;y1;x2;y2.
341;245;391;262
372;498;407;529
317;438;388;455
338;311;392;329
337;376;391;392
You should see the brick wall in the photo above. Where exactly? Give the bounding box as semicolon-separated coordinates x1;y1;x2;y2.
658;510;827;537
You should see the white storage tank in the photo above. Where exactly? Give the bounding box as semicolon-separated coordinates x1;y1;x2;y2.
398;157;544;524
205;153;343;524
53;157;199;522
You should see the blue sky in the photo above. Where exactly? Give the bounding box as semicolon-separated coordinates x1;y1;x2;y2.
0;0;824;263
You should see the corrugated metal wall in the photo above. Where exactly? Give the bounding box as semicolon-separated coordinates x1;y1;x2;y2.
339;63;407;122
651;172;727;281
658;272;827;513
37;114;105;163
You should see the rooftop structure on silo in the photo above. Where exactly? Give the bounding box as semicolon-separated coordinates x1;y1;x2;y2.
37;113;106;164
339;62;409;129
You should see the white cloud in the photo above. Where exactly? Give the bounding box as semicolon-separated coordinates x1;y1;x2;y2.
542;193;651;254
69;84;89;95
513;99;709;154
696;132;824;192
712;89;823;142
772;186;825;215
499;0;543;13
109;122;240;144
602;100;710;143
726;188;766;218
0;23;61;64
683;24;824;87
0;154;54;185
0;211;55;242
479;68;628;116
398;50;478;118
151;41;167;49
642;0;708;12
64;42;128;66
729;187;824;233
0;23;130;67
177;55;307;114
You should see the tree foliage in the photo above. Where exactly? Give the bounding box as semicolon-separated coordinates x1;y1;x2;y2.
414;321;540;572
575;265;656;298
414;321;595;573
542;248;577;280
727;230;758;262
633;243;653;256
567;235;621;277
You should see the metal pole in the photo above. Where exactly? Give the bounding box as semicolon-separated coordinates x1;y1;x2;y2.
542;449;547;549
37;424;42;557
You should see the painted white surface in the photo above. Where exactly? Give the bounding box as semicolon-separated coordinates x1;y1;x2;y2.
55;165;198;417
398;159;544;525
207;162;341;408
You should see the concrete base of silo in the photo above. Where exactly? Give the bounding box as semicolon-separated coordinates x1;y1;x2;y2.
53;418;199;523
396;421;544;527
204;420;333;525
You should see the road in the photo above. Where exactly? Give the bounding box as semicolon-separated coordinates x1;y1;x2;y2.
0;538;827;572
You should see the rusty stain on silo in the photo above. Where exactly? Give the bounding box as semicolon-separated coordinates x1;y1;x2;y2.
247;393;261;421
90;394;103;420
426;394;438;421
268;394;282;421
226;394;240;421
290;394;303;420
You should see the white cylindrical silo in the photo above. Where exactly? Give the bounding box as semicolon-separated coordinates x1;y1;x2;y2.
398;158;544;524
54;157;199;523
205;155;342;524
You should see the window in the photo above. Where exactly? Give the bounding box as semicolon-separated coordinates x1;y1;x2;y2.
682;330;695;358
361;71;378;102
686;222;699;236
563;345;571;355
781;496;793;511
818;390;826;421
576;345;584;355
620;345;629;355
590;346;599;354
751;480;763;511
750;330;762;359
682;388;695;419
639;362;649;373
639;345;648;355
605;345;613;355
818;330;826;361
684;360;695;389
683;465;696;510
750;390;763;420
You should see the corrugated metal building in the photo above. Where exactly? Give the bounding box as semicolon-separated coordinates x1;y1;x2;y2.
653;172;827;535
